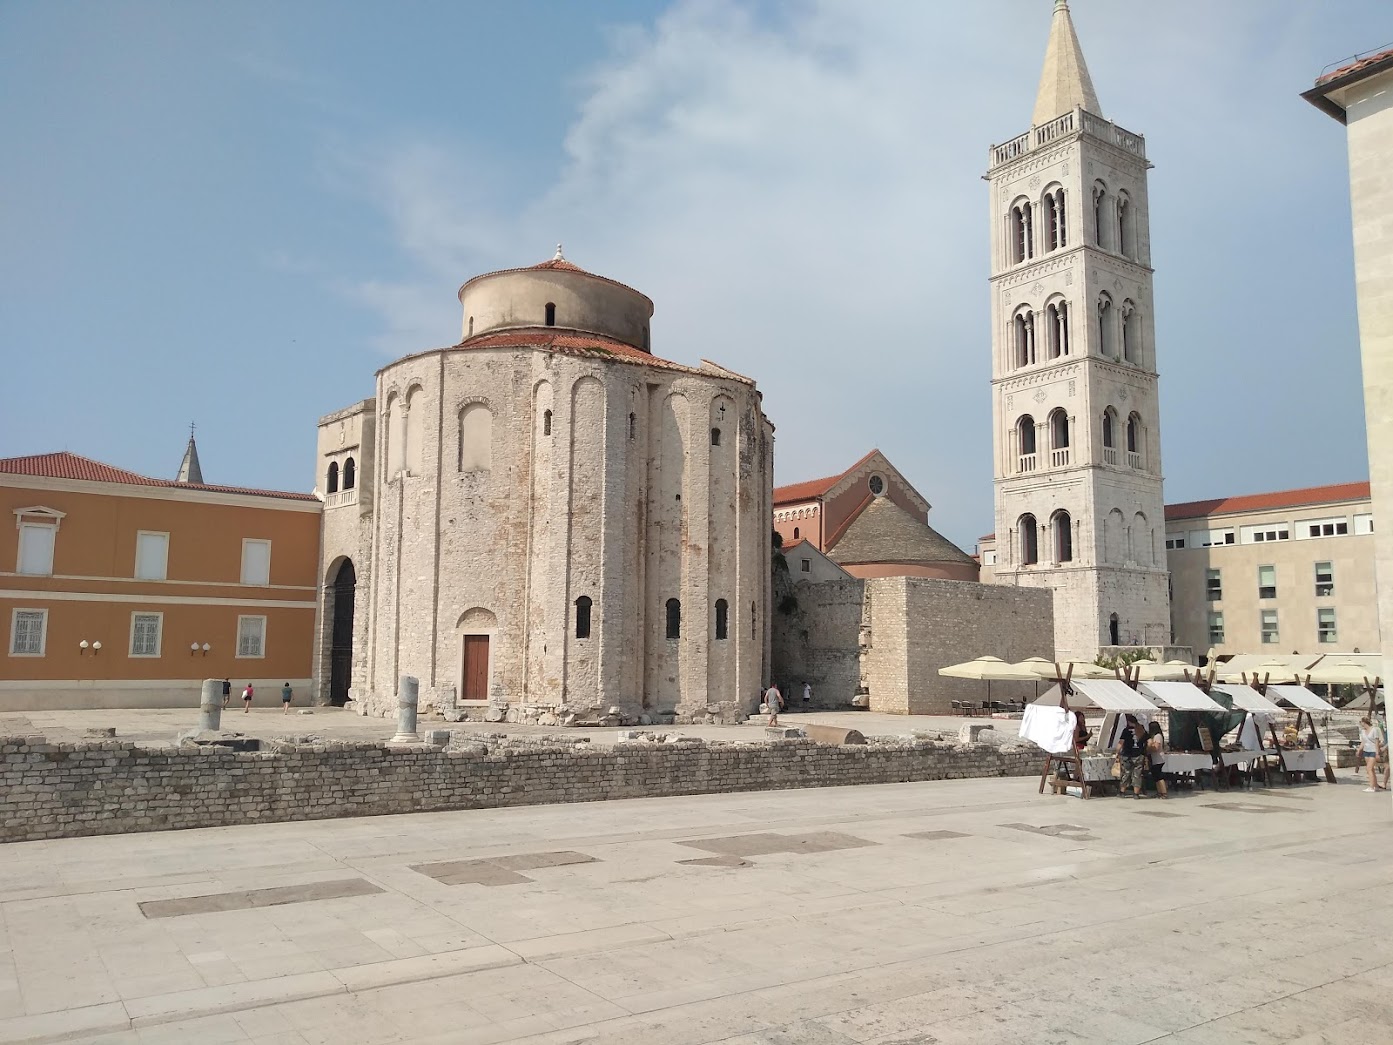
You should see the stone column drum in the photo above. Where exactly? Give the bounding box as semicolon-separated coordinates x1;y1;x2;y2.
391;675;421;743
198;678;222;732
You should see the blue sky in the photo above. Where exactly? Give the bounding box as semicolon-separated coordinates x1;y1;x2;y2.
2;1;1387;549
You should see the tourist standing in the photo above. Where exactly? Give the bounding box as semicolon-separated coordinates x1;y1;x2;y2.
281;682;293;714
221;678;231;709
1146;721;1169;799
765;683;783;726
242;682;254;713
802;682;812;710
1115;714;1148;799
1358;716;1385;792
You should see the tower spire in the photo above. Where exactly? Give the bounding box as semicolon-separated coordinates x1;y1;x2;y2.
1031;0;1101;128
176;424;204;484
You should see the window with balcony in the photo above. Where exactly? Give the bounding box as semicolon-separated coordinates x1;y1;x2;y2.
1049;409;1070;467
1258;565;1276;600
1318;608;1337;644
1260;609;1279;645
1016;414;1037;473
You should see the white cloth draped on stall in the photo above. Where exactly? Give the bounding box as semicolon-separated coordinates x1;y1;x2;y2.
1019;703;1075;754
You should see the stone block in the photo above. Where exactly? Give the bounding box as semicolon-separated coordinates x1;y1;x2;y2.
764;727;807;740
851;695;870;709
959;723;996;744
424;730;453;747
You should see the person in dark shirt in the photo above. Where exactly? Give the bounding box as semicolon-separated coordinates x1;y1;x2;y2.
1115;714;1149;799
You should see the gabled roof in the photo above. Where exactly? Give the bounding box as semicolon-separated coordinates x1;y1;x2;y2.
1032;0;1102;127
826;495;976;568
1165;481;1370;522
0;451;318;502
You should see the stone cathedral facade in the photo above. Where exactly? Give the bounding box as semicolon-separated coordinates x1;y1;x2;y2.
985;0;1170;658
315;250;774;723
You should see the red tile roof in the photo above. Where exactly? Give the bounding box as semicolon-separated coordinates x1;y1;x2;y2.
1165;481;1370;521
773;449;882;505
1316;45;1393;86
780;538;807;554
0;451;319;502
451;329;702;375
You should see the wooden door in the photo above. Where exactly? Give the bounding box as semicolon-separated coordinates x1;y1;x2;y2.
463;635;489;701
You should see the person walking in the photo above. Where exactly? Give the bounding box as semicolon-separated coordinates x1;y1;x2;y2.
242;682;254;714
802;682;812;710
1357;716;1385;792
1145;721;1169;799
1115;714;1148;799
765;682;783;726
281;682;293;714
221;678;231;709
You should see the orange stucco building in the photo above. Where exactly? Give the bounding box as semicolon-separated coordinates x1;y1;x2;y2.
1;451;321;710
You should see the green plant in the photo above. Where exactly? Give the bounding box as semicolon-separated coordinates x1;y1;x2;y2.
1093;648;1155;670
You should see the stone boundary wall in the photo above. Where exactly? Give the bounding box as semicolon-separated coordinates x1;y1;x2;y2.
0;734;1043;844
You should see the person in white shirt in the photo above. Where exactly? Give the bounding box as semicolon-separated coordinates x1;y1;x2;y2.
1358;717;1385;792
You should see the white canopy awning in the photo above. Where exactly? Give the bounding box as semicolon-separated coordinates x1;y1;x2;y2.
1211;683;1283;715
1266;684;1336;713
1137;681;1225;712
1072;679;1159;712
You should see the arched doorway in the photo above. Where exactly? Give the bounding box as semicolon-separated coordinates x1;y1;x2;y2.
1108;612;1120;646
328;559;356;706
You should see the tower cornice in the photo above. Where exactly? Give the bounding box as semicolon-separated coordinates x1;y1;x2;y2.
990;244;1155;287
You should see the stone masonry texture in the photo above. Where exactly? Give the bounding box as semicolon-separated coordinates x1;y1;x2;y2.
0;735;1042;843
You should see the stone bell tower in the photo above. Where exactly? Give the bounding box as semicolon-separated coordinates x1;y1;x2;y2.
986;0;1170;658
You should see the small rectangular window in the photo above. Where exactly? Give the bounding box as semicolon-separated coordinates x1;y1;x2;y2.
1354;513;1374;535
130;612;163;657
1190;529;1235;549
237;615;267;658
1257;565;1276;600
17;523;56;576
134;532;169;581
1260;609;1279;645
1314;561;1334;598
1164;534;1186;550
10;609;47;656
1204;568;1222;601
1317;608;1337;644
800;559;811;573
241;540;271;586
1207;611;1225;645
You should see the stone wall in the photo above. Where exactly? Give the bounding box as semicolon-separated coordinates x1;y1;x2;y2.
864;578;1054;714
770;577;866;708
0;733;1043;844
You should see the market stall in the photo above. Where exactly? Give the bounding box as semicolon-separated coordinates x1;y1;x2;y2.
1209;683;1283;787
1264;684;1337;783
1137;681;1229;788
1028;679;1159;798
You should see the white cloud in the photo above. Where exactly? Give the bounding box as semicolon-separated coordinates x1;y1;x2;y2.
339;0;1373;549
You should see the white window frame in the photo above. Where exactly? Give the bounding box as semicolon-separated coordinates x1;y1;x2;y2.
1207;611;1224;645
134;530;170;581
128;611;164;658
1354;513;1374;536
1296;516;1351;540
1164;533;1186;550
1189;528;1235;549
9;608;48;656
1315;560;1334;598
16;522;57;576
1317;608;1337;644
1260;609;1280;645
240;539;272;586
1241;523;1291;544
236;615;267;658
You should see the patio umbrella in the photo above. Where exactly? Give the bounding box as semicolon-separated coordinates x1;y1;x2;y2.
1132;660;1196;682
1022;659;1113;681
1216;659;1303;685
938;656;1040;681
1303;660;1382;687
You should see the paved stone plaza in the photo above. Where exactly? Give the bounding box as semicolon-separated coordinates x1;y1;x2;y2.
1;774;1390;1044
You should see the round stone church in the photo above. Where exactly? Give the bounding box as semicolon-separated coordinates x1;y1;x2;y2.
315;249;773;724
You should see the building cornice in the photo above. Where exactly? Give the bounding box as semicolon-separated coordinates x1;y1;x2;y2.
0;474;323;513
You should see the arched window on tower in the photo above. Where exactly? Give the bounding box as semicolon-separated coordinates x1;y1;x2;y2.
1019;514;1039;565
710;427;721;446
1092;181;1110;249
715;599;729;640
1016;414;1037;473
575;596;592;639
467;316;474;337
1127;412;1143;469
1117;191;1134;259
343;457;356;490
544;302;556;326
628;412;636;439
1120;300;1137;363
665;598;681;640
1013;309;1036;368
326;461;339;494
1053;510;1073;563
1102;408;1118;465
1097;294;1116;358
1049;408;1070;467
1009;201;1034;265
543;409;553;436
793;527;800;539
1045;187;1066;251
1046;300;1069;357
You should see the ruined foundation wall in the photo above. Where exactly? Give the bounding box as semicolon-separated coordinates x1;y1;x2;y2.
0;735;1042;843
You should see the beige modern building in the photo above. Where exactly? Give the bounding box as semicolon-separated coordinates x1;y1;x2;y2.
1165;482;1376;659
317;248;774;724
1304;50;1393;685
985;0;1170;658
